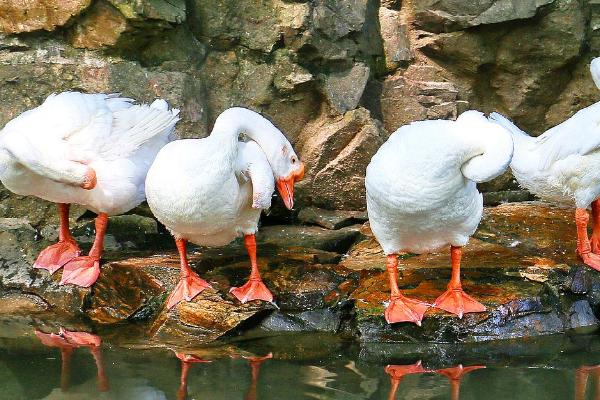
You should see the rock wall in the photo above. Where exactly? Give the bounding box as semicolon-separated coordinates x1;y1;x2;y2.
0;0;598;220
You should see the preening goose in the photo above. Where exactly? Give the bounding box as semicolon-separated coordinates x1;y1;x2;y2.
0;91;179;287
145;107;304;309
366;110;513;324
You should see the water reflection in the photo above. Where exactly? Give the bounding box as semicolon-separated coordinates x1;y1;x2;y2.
173;351;211;400
384;361;427;400
435;365;486;400
243;353;272;400
34;328;108;394
576;366;600;400
3;326;600;399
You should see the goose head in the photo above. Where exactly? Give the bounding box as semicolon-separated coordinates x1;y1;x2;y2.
212;107;305;209
272;141;304;210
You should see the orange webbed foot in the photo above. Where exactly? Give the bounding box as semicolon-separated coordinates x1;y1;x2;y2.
230;278;274;304
579;251;600;272
385;361;428;379
385;295;430;326
434;288;486;318
59;328;101;347
60;256;100;287
167;272;212;309
34;240;80;274
436;364;486;380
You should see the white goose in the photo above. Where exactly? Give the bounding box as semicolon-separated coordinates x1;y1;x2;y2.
366;110;513;325
0;91;179;287
145;107;304;309
489;58;600;271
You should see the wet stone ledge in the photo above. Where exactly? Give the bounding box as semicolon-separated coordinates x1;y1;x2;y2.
0;202;598;347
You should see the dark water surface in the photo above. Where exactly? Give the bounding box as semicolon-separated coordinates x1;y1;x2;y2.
2;321;600;399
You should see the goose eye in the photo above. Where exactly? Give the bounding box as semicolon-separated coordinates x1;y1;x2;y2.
291;156;297;164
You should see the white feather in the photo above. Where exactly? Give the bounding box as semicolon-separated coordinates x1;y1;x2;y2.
145;107;295;247
366;110;513;255
0;91;179;215
489;106;600;208
591;57;600;90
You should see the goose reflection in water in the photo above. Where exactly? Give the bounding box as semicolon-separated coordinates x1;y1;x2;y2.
173;351;211;400
436;365;486;400
384;361;428;400
242;352;272;400
576;365;600;400
34;328;108;394
173;350;272;400
385;362;485;400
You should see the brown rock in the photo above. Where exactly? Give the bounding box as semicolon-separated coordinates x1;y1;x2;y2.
258;224;362;253
413;0;554;33
0;293;48;314
346;201;597;342
0;41;206;136
420;30;497;74
199;50;318;141
0;218;89;315
151;289;267;344
298;207;368;230
544;57;599;128
0;0;92;33
483;190;534;206
189;0;308;53
380;65;463;133
296;108;386;210
324;63;370;113
71;1;128;49
261;91;321;143
312;0;368;40
85;260;165;324
273;50;313;93
491;0;586;133
0;187;87;229
378;7;411;70
107;0;185;23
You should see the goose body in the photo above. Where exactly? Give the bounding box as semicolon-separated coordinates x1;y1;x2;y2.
146;138;273;247
367;111;514;255
145;107;304;308
0;91;179;287
490;104;600;209
0;91;179;215
490;100;600;271
366;110;513;324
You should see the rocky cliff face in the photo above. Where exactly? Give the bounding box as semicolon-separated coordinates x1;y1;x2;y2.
0;0;598;221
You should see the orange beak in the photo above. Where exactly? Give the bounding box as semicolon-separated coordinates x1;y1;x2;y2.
276;162;304;210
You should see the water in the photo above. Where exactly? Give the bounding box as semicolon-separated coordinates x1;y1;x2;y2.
2;321;600;400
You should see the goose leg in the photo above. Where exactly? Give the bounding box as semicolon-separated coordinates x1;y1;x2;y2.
177;359;192;400
34;203;80;273
244;353;272;400
384;254;430;325
385;362;427;400
576;208;600;271
591;200;600;254
90;346;109;392
166;238;212;309
575;367;590;400
436;365;485;400
230;234;274;303
433;246;486;318
34;330;75;392
174;352;211;400
60;213;108;287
